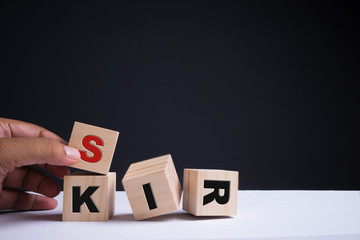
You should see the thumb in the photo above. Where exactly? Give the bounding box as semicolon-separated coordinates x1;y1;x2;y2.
0;138;80;171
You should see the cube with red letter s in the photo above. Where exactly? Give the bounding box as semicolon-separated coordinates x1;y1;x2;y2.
68;122;119;174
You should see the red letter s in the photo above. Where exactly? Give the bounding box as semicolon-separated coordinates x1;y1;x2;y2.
80;135;104;163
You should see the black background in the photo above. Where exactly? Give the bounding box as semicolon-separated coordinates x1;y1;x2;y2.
1;1;359;190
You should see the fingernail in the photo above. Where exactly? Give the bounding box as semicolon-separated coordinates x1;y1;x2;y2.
64;146;80;163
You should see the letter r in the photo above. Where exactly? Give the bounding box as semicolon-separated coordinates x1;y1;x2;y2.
203;180;230;206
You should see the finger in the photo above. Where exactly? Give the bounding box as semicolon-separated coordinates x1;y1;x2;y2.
0;118;66;143
3;167;60;198
0;189;57;210
37;164;70;179
0;138;80;172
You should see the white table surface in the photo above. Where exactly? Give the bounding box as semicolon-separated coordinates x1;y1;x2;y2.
0;191;359;240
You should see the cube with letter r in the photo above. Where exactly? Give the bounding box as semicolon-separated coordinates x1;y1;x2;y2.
183;169;238;216
68;121;119;175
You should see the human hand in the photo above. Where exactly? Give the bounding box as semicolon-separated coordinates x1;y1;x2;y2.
0;118;80;211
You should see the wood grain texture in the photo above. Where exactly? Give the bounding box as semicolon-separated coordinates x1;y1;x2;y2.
122;154;182;220
62;172;116;221
68;121;119;174
183;169;238;216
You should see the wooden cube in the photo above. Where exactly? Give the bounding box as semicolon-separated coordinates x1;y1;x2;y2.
183;169;238;216
63;172;116;221
122;154;182;220
68;121;119;174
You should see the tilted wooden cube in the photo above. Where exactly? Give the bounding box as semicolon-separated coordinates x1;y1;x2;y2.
63;172;116;221
68;121;119;174
183;169;238;216
122;154;182;220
